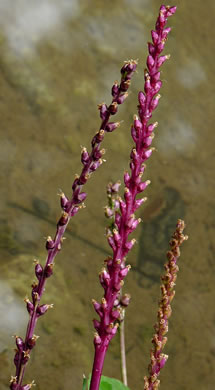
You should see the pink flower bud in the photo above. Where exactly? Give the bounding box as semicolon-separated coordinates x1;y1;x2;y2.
131;126;138;142
166;6;177;16
92;148;103;160
147;122;158;134
137;180;151;193
124;238;136;253
110;324;118;336
154;80;162;93
124;171;130;187
94;332;101;345
92;299;102;316
108;101;118;115
124;187;132;205
162;27;171;39
107;234;116;251
143;135;153;148
150;94;161;111
151;30;158;44
44;263;54;278
105;323;114;334
111;81;119;98
117;92;128;105
15;336;24;352
119;199;126;216
134;197;147;211
93;319;101;331
144;75;151;93
115;212;121;228
99;268;110;287
147;55;155;70
70;206;79;217
143;148;153;159
129;160;135;171
46;236;55;250
101;298;108;311
120;79;130;92
21;350;30;365
36;303;53;317
77;192;87;203
120;293;131;307
98;103;108;121
27;334;39;349
104;206;114;218
111;309;120;320
105;121;120;132
156;42;165;55
121;60;137;77
90;160;101;171
119;265;131;278
148;42;155;55
159;10;166;24
25;299;34;315
22;382;35;390
133;115;142;132
35;263;43;280
138;91;146;106
60;192;69;209
91;129;105;146
81;147;90;165
113;229;121;247
157;55;169;68
58;211;69;226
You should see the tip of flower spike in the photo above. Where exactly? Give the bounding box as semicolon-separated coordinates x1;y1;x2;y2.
166;5;177;14
124;58;138;65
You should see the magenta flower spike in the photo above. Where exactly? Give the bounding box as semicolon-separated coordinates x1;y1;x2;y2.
90;5;177;390
11;61;137;390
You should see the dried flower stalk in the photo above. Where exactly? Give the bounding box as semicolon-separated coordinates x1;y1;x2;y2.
144;220;188;390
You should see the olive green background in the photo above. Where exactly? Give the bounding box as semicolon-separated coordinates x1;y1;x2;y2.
0;1;214;389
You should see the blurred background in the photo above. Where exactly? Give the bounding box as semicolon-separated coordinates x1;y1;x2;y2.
0;0;214;389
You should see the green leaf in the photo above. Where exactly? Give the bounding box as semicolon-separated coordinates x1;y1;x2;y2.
87;375;130;390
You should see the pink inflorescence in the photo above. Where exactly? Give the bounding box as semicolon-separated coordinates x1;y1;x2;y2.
10;59;137;390
90;5;177;390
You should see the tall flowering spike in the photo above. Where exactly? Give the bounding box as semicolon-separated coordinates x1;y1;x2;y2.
12;52;137;389
90;7;176;390
144;220;188;390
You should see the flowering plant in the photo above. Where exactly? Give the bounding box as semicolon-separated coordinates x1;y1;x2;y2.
9;5;187;390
